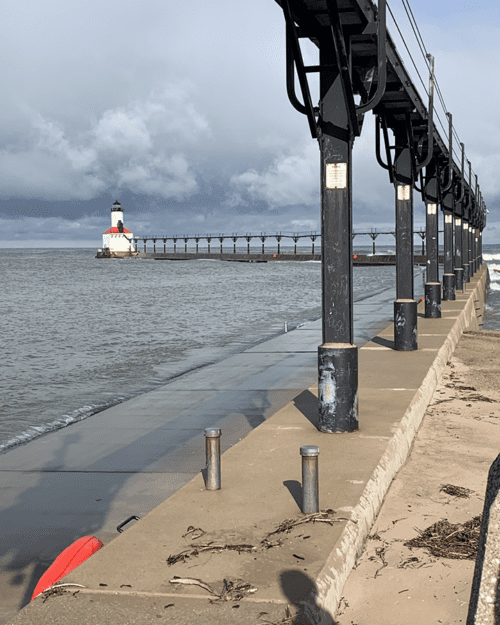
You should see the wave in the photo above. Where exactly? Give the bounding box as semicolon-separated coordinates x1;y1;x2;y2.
0;399;126;454
484;253;500;261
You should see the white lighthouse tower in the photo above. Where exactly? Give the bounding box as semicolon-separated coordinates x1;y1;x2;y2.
100;200;136;257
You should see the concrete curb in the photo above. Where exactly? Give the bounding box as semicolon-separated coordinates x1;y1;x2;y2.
316;267;488;619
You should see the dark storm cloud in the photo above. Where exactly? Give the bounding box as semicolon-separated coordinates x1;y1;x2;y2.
0;0;498;243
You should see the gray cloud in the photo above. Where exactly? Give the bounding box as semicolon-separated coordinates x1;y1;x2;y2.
0;0;498;244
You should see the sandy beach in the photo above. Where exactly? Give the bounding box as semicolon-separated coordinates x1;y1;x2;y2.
335;330;500;625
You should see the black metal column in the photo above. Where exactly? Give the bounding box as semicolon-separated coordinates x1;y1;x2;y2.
442;188;456;300
454;217;464;291
317;40;357;433
463;222;470;282
469;226;474;276
393;125;417;350
424;163;441;317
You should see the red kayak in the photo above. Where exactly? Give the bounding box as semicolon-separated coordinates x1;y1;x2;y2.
31;536;104;600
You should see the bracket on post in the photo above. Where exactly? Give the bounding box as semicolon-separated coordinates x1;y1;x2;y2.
326;0;360;136
356;0;387;115
375;114;394;184
283;0;319;138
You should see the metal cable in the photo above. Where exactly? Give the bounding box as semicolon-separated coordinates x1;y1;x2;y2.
392;0;477;184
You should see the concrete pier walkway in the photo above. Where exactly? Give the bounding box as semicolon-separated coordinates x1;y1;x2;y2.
0;279;408;623
1;267;487;624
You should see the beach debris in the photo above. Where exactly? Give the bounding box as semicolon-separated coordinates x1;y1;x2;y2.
169;576;218;595
167;542;259;566
368;542;390;578
167;510;348;567
208;578;257;603
440;484;474;498
404;515;482;559
258;605;295;624
168;576;257;603
181;525;206;540
40;583;85;603
265;509;352;537
464;393;497;403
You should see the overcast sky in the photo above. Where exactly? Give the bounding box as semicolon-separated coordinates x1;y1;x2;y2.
1;0;498;247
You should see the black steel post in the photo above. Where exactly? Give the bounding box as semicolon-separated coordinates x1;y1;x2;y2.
219;237;223;254
317;37;357;432
424;161;441;317
426;196;439;283
454;217;464;291
469;225;474;276
442;188;456;300
207;237;211;254
442;192;455;300
163;239;166;253
472;227;478;274
463;222;470;282
174;238;177;254
261;236;266;254
233;237;237;254
143;239;146;253
393;124;417;350
184;238;188;253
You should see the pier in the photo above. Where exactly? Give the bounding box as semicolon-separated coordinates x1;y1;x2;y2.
4;0;494;623
130;228;431;257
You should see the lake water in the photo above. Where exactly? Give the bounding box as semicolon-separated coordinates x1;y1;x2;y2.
1;244;498;453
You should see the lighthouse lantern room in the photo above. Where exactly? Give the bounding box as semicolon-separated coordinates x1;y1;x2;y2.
100;200;136;257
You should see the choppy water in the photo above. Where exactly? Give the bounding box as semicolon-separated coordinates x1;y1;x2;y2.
1;244;498;453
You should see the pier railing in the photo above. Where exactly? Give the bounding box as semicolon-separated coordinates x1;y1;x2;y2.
134;228;436;255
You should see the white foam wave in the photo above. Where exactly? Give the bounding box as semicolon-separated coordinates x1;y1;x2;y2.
487;264;500;281
0;399;125;454
484;253;500;261
490;282;500;292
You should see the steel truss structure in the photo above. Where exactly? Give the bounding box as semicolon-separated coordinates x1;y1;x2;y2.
273;0;487;431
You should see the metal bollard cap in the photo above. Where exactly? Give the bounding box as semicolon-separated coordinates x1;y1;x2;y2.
300;445;319;457
204;428;221;438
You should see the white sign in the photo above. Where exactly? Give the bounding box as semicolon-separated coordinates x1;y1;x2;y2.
326;163;347;189
397;185;411;201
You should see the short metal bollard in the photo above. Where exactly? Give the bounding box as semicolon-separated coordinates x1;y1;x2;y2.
394;299;418;351
204;428;221;490
442;273;456;301
424;282;441;318
464;262;471;283
454;267;464;292
300;445;319;514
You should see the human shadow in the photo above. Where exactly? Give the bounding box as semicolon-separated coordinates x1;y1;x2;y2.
280;569;337;624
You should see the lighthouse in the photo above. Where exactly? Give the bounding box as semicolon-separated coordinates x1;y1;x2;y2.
99;200;136;257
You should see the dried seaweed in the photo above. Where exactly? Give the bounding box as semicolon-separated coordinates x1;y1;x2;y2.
167;511;349;566
167;543;257;566
258;605;295;624
404;515;482;559
465;394;497;403
440;484;474;498
265;509;352;537
168;576;257;603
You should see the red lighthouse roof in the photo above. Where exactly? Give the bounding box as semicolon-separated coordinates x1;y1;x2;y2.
103;227;132;234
